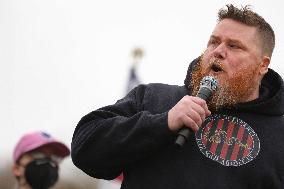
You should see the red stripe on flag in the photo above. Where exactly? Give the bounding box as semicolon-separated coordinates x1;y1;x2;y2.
243;135;253;158
115;173;124;183
220;122;235;159
210;119;224;154
202;121;213;146
230;125;245;160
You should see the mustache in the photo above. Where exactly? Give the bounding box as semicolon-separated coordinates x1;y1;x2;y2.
202;57;225;73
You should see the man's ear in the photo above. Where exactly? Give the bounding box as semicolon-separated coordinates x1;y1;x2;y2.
259;56;270;75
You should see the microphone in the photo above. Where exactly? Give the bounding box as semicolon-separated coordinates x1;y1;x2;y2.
175;76;218;146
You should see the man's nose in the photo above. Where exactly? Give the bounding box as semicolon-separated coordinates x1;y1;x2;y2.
212;43;226;59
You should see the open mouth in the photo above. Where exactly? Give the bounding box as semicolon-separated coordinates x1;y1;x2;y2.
211;64;223;73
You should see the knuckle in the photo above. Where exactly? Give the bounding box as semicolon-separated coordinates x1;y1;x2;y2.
184;117;198;131
194;116;202;126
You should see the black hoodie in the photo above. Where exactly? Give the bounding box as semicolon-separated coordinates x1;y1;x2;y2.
71;58;284;189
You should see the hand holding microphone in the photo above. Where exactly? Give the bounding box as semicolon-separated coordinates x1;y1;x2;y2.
168;76;218;146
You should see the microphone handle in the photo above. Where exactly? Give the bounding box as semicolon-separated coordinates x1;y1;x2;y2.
175;87;211;146
175;127;191;146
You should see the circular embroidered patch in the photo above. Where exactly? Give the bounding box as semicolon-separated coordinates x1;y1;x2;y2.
195;114;260;166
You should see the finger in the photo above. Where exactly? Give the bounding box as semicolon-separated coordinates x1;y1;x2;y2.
192;97;211;116
181;115;199;132
185;99;206;123
186;104;204;125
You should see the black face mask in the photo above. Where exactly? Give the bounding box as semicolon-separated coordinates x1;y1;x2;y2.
24;158;59;189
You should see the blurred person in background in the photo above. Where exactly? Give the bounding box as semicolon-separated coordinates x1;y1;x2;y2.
71;4;284;189
12;131;70;189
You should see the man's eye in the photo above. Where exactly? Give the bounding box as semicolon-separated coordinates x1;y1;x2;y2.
228;43;240;49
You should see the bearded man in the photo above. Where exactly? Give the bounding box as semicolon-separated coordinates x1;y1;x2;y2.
71;4;284;189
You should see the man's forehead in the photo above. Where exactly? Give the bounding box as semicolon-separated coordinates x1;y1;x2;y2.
212;19;258;43
210;35;243;44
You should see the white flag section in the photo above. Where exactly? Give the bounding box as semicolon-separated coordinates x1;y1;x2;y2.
98;179;121;189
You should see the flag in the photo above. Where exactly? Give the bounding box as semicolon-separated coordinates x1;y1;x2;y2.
126;66;140;93
125;47;144;93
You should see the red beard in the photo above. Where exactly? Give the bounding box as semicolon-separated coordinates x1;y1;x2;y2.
191;56;260;111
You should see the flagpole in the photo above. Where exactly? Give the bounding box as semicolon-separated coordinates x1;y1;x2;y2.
131;47;144;69
126;47;144;93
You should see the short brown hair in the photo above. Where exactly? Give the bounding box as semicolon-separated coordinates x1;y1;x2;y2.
218;4;275;57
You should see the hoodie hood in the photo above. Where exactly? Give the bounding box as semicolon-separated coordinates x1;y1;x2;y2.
184;58;284;116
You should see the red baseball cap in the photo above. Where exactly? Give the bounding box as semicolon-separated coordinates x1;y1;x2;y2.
13;131;70;163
